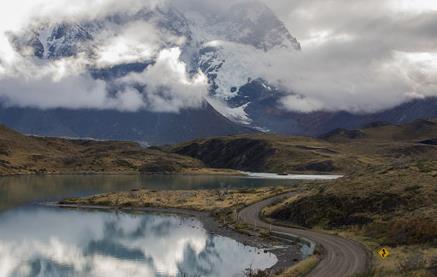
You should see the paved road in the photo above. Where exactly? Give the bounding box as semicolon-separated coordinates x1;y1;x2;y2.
239;193;370;277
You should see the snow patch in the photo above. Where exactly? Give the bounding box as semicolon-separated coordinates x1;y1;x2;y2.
207;98;252;125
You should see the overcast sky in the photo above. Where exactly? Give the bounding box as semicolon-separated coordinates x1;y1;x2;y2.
257;0;437;112
0;0;436;113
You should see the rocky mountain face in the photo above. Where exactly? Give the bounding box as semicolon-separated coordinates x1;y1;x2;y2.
3;0;437;143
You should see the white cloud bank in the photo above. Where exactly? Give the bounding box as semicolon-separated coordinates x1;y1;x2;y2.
119;48;208;112
0;0;437;114
257;0;437;113
0;0;208;113
0;47;207;112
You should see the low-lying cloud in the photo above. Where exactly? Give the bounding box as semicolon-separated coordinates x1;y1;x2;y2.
119;48;208;112
0;0;436;114
0;0;208;113
259;0;437;113
0;48;207;112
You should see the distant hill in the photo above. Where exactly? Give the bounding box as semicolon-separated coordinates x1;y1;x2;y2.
2;117;436;176
321;119;437;142
0;125;207;176
0;104;254;145
172;119;437;174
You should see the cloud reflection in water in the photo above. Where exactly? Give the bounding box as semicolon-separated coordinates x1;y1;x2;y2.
0;207;277;277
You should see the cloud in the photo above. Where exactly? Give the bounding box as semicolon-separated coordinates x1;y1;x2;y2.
94;21;185;68
173;0;437;114
0;48;207;112
251;0;437;113
120;48;208;112
0;208;276;277
0;0;209;113
0;0;166;65
280;95;324;113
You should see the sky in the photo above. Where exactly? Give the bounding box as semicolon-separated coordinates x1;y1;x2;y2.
0;0;436;114
257;0;437;112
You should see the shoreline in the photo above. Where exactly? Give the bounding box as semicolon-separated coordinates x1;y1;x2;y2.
46;202;305;274
0;170;344;180
0;170;246;178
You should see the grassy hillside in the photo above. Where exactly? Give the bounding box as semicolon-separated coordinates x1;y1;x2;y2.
263;119;437;276
171;134;355;173
5;118;435;177
0;125;209;176
171;119;437;175
322;119;437;142
270;165;437;245
264;120;437;242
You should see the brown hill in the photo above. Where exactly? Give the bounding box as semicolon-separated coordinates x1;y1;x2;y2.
321;119;437;142
172;119;437;174
171;134;348;173
0;125;205;176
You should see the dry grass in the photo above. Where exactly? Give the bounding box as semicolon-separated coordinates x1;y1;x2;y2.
328;230;437;277
270;165;437;244
276;255;319;277
172;119;437;176
0;124;240;176
267;167;437;277
61;187;292;211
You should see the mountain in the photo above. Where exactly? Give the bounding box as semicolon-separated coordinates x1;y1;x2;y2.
229;80;437;135
5;1;294;142
3;0;437;142
0;103;254;145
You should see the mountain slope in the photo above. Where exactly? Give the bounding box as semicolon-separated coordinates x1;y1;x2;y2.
233;80;437;135
172;119;437;174
3;1;291;142
322;119;437;142
172;134;356;173
0;103;254;145
0;125;209;176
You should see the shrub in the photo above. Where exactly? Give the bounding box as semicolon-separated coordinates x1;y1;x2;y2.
398;253;427;273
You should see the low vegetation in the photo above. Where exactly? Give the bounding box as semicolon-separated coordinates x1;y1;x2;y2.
60;187;291;211
171;119;437;176
263;120;437;276
276;255;319;277
171;134;354;174
0;124;237;176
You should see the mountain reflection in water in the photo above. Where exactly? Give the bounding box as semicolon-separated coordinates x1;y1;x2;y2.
0;207;277;277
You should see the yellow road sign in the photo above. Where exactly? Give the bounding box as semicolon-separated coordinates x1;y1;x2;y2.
378;248;390;259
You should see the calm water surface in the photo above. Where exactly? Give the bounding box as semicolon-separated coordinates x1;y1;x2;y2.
0;174;300;212
0;175;299;277
0;206;277;277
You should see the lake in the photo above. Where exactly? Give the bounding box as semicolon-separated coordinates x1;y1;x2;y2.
0;174;306;212
0;174;308;277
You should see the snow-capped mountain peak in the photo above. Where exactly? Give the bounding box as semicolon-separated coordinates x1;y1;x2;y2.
9;0;300;128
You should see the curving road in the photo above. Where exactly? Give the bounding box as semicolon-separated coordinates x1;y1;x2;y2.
239;193;370;277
